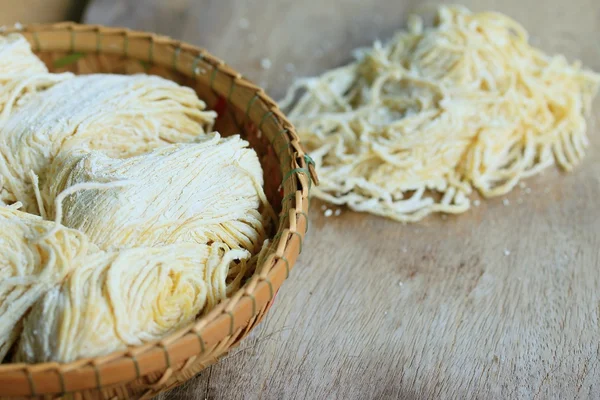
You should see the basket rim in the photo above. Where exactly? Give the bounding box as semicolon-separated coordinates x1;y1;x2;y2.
0;22;316;397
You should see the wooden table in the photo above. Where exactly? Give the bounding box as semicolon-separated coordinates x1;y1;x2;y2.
85;1;600;398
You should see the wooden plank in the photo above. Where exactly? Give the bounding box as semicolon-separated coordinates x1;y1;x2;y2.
85;0;600;398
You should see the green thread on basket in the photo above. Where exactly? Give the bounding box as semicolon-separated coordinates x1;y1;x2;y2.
304;154;315;168
139;60;151;71
265;279;274;301
258;111;274;131
278;211;288;223
58;371;66;394
278;256;290;279
224;80;244;132
148;39;154;64
172;46;181;70
123;34;129;57
32;31;41;51
282;168;312;189
96;32;102;53
276;141;293;159
193;330;206;353
226;311;235;335
279;153;292;170
297;211;309;232
276;220;287;235
272;128;289;146
275;212;306;247
291;231;304;253
93;363;102;389
210;68;218;91
192;54;204;78
227;79;236;103
70;30;75;53
53;53;85;68
248;294;257;317
303;154;317;187
25;369;36;396
281;192;295;205
245;94;259;119
161;344;171;368
130;354;141;378
271;229;302;253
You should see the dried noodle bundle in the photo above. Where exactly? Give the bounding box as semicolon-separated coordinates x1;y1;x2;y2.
0;205;92;360
43;134;274;253
0;73;216;213
0;34;270;364
281;6;600;221
0;34;72;125
15;243;249;363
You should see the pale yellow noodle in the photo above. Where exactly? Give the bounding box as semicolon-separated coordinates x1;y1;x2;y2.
0;34;73;125
0;71;216;214
281;6;600;221
44;133;274;254
0;35;270;364
15;243;249;363
0;205;92;361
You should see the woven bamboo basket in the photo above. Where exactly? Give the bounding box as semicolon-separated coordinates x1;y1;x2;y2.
0;23;316;399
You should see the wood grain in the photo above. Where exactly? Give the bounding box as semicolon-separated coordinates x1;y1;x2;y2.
85;0;600;398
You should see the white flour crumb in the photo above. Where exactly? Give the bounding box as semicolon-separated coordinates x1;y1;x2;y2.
320;204;327;211
14;22;23;30
503;249;511;256
402;247;407;253
473;199;481;207
324;209;333;217
334;209;341;216
239;18;250;29
194;67;206;75
518;182;526;189
525;187;532;194
502;198;510;206
398;281;403;287
260;58;272;70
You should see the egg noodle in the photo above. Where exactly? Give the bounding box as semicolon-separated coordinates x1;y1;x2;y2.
0;206;92;360
0;35;271;362
15;243;249;363
281;6;600;221
0;73;216;214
